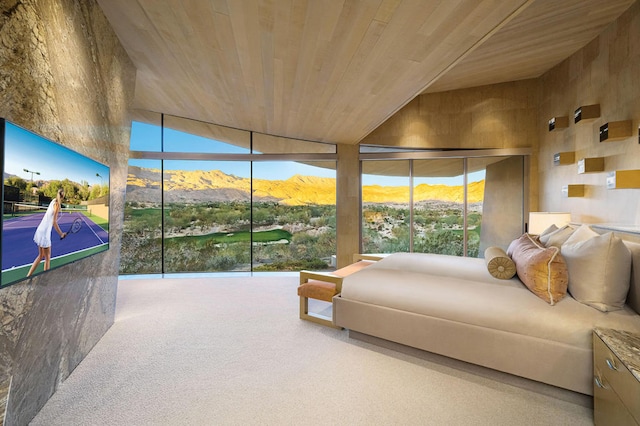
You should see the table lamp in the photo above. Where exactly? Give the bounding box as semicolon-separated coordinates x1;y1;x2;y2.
528;212;571;235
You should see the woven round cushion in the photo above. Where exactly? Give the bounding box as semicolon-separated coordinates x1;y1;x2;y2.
484;246;516;280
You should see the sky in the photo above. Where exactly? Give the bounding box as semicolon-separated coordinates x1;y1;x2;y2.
129;120;485;185
3;121;109;186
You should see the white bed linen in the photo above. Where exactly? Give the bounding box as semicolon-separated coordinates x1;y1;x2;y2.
340;253;640;349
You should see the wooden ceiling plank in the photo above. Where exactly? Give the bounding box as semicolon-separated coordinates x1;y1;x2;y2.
427;0;635;92
299;1;384;133
97;0;636;144
374;0;402;23
285;1;325;124
229;0;266;127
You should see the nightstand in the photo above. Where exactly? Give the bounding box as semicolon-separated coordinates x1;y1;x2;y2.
593;328;640;425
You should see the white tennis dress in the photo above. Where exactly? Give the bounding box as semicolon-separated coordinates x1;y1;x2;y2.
33;199;58;248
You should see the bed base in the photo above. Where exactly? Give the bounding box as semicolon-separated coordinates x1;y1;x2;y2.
333;295;593;395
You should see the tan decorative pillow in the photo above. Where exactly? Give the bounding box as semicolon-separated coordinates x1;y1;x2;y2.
484;246;516;279
507;233;569;305
561;225;631;312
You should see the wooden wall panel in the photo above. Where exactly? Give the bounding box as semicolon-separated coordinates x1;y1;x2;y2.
362;79;539;150
336;144;361;267
537;1;640;225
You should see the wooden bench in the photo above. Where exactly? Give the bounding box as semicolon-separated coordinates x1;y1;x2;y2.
297;255;384;328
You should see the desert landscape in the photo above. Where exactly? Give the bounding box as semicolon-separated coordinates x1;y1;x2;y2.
120;166;484;273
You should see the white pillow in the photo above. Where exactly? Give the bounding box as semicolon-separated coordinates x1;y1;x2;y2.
563;223;597;242
561;225;632;312
539;225;575;248
538;224;558;238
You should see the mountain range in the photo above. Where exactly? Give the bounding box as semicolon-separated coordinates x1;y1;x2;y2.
126;166;484;205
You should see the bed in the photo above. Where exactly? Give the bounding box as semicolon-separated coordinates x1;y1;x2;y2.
333;224;640;395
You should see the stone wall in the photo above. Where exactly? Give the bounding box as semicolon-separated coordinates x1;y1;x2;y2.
0;1;134;424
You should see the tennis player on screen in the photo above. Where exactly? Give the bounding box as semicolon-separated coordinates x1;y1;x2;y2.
27;188;67;277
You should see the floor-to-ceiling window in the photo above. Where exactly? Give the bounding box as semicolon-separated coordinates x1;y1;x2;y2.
120;158;164;274
162;160;252;273
360;148;527;257
361;160;410;253
121;112;337;275
252;161;336;271
121;113;528;276
120;115;162;274
412;159;466;256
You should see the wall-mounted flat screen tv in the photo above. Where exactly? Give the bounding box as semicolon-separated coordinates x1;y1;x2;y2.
1;118;109;287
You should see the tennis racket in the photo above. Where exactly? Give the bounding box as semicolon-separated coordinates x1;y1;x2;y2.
61;218;82;239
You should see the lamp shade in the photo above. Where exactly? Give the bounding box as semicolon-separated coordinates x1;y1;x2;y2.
528;212;571;235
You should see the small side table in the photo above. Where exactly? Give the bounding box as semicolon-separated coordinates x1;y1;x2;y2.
593;328;640;425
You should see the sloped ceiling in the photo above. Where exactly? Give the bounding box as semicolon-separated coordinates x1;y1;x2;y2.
97;0;635;145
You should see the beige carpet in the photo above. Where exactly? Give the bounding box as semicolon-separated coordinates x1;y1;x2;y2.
30;276;593;425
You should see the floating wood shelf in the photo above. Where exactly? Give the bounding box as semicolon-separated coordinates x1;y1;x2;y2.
562;184;585;197
578;157;605;174
574;104;600;123
600;120;633;142
553;151;575;165
606;170;640;189
548;116;569;131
